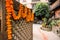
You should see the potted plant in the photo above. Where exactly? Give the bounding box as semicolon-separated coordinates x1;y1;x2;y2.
33;2;52;31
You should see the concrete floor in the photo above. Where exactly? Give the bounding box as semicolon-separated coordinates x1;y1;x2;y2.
33;24;60;40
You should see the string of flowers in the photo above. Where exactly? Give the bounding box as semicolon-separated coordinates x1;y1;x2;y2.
5;0;13;40
5;0;34;40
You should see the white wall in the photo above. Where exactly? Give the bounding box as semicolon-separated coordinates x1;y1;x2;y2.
16;0;49;9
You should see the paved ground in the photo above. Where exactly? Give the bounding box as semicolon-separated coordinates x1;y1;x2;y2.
33;24;60;40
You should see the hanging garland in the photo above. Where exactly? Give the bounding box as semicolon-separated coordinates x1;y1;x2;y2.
6;0;34;21
22;7;27;18
5;0;34;40
5;0;13;40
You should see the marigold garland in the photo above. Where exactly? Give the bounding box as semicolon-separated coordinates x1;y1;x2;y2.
31;12;34;21
6;0;34;21
5;0;12;40
22;7;27;18
5;0;34;40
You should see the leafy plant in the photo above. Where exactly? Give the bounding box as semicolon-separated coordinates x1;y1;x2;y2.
34;2;50;19
34;2;51;27
48;19;60;27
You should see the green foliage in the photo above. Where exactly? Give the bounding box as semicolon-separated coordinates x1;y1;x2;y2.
48;19;60;27
34;2;50;18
